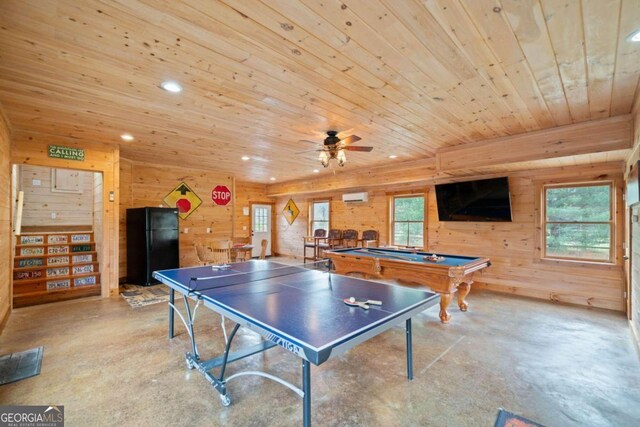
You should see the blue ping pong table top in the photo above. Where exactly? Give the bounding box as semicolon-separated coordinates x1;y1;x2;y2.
153;260;438;365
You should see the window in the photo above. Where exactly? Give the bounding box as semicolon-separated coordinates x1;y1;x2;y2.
392;195;424;247
253;206;268;233
310;201;329;234
543;183;613;262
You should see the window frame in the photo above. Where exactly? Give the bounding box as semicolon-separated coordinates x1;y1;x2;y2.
309;199;330;235
540;181;615;264
388;192;427;249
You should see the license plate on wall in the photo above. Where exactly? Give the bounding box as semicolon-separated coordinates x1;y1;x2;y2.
71;234;91;242
13;270;43;280
48;256;69;265
48;235;68;244
18;258;44;267
46;267;69;277
20;247;45;256
72;254;93;263
20;235;44;245
48;246;69;254
72;264;93;274
74;276;97;287
72;244;92;252
47;279;71;290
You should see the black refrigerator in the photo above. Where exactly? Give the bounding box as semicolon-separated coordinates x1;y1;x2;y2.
126;207;179;285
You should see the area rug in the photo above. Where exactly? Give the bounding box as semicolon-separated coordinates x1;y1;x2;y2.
0;346;43;385
495;408;545;427
120;284;170;308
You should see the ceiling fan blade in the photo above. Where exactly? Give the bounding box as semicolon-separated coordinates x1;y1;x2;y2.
339;135;362;146
344;146;373;152
298;139;320;145
296;148;322;155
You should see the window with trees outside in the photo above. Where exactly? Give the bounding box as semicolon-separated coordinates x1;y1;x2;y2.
543;183;613;262
310;201;329;234
392;195;424;247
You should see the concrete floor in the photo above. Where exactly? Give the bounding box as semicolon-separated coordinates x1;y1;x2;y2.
1;280;640;426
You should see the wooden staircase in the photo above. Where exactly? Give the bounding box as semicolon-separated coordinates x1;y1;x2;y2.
13;231;101;307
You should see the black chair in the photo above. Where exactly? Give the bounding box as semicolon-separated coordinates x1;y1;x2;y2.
303;229;327;262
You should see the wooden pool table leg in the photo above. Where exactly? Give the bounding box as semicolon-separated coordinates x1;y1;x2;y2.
457;282;471;312
439;292;453;323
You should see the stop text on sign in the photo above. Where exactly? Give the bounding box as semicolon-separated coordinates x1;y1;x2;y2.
211;185;232;206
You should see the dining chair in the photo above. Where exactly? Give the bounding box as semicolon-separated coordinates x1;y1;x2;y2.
209;239;232;265
303;229;326;262
341;229;359;248
360;230;379;248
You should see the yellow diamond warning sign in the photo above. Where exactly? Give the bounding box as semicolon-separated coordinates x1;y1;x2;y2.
163;182;202;220
283;198;300;225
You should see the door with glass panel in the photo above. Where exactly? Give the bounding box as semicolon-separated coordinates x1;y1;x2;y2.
251;204;272;258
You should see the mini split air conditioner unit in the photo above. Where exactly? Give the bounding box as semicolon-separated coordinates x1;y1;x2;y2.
342;192;368;203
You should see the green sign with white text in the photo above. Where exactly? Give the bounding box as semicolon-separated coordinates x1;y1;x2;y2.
48;145;85;161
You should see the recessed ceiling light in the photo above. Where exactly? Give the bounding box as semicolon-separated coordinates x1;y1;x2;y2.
120;133;134;142
627;29;640;42
241;156;250;161
313;169;319;173
270;177;276;181
389;154;397;159
160;80;183;93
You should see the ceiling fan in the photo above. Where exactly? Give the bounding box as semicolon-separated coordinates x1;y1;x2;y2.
299;131;373;167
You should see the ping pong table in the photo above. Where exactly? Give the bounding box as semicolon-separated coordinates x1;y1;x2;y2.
153;260;438;426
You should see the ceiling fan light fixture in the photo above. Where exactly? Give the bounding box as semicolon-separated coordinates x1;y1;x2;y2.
319;150;330;167
337;149;347;167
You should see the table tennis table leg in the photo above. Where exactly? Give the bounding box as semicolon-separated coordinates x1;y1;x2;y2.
406;318;413;381
169;288;175;339
302;359;311;427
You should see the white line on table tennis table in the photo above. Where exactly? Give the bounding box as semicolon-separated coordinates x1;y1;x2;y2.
419;335;466;374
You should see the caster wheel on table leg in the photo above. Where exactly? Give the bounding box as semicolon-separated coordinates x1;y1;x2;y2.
185;357;195;370
220;394;232;407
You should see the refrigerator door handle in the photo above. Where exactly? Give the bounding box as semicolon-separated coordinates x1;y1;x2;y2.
149;229;153;251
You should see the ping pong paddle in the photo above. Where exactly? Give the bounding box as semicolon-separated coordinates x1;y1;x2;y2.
343;298;369;309
343;297;383;310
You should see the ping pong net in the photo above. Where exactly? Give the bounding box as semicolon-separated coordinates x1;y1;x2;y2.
187;260;330;294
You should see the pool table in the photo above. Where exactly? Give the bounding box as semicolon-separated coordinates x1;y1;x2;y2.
325;247;490;323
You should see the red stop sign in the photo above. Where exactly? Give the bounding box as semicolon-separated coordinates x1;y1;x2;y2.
211;185;232;206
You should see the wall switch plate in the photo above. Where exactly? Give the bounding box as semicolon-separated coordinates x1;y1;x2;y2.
51;212;57;219
243;226;247;231
206;227;211;233
183;228;188;234
109;191;115;202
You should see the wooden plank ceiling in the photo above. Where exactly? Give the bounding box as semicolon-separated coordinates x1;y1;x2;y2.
0;0;638;182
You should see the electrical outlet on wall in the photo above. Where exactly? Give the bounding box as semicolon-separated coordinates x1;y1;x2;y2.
51;212;57;219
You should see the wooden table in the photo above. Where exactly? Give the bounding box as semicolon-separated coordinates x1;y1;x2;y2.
325;247;490;323
231;244;254;262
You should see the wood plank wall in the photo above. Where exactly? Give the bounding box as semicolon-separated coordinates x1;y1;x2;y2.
233;180;274;243
275;163;625;311
11;131;120;298
119;160;239;278
0;109;12;329
275;190;392;257
631;204;640;348
19;165;94;227
625;107;640;349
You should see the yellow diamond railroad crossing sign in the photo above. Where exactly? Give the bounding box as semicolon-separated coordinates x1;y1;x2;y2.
163;182;202;220
283;198;300;225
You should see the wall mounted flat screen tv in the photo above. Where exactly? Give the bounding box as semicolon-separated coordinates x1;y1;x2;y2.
435;177;512;222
